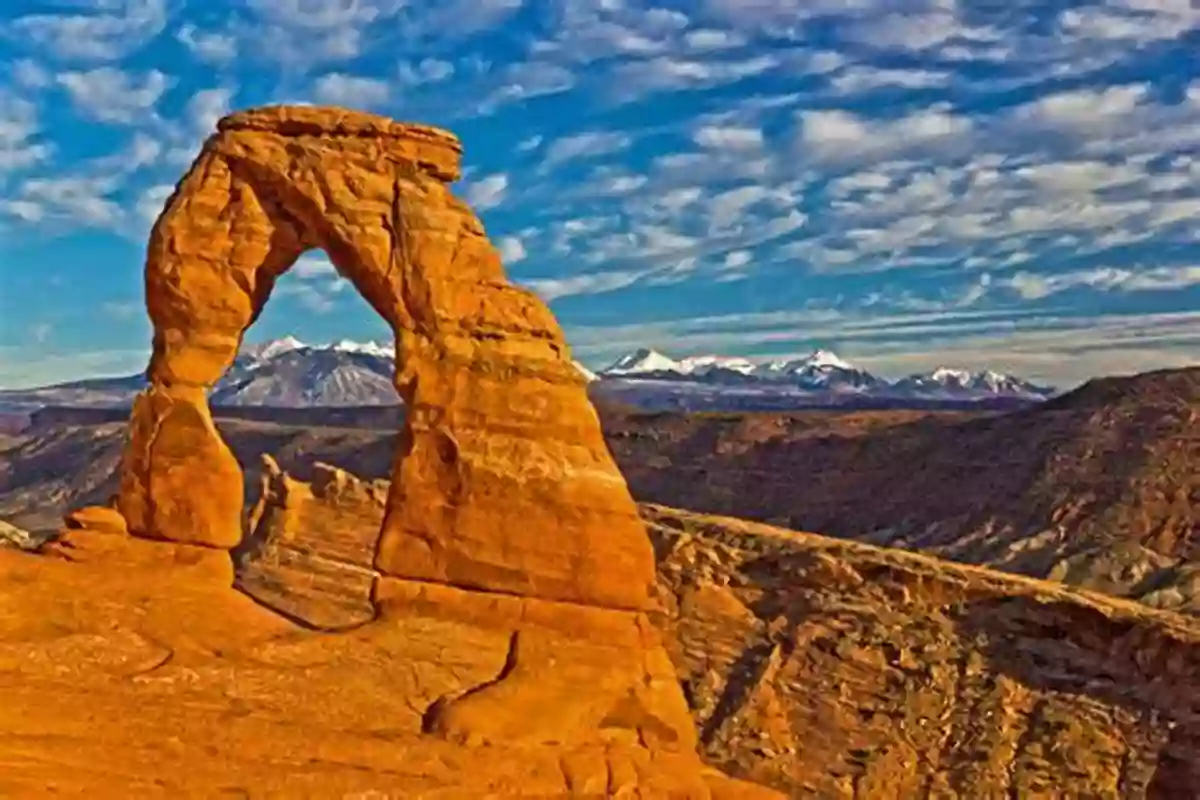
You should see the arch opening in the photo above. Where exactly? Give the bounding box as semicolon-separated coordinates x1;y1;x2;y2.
114;105;658;613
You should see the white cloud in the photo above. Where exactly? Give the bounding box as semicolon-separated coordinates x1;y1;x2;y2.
0;94;51;173
135;183;174;228
1003;265;1200;299
292;253;339;279
397;58;455;86
7;0;168;61
723;250;752;268
1013;84;1149;131
497;235;528;263
464;173;509;209
693;124;764;150
15;176;121;227
828;66;948;93
798;106;973;162
56;67;172;124
176;24;238;63
185;88;236;135
608;54;780;100
312;73;390;107
542;131;632;170
12;60;51;90
684;28;746;50
522;269;649;302
517;135;543;152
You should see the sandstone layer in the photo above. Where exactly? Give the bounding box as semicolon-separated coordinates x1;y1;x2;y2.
114;104;655;612
235;463;1200;797
0;527;778;797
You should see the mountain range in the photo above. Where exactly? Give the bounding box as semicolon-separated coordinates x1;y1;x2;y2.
0;337;1056;412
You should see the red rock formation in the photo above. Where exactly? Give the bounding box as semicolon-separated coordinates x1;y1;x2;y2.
114;104;655;612
41;105;761;795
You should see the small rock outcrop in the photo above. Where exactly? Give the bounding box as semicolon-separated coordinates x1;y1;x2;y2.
0;520;40;551
238;455;388;629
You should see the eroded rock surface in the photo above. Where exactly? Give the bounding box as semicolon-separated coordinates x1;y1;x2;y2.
237;469;1200;797
114;104;655;612
237;454;388;628
0;529;771;797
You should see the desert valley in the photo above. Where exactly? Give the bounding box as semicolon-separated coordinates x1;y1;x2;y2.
0;100;1197;798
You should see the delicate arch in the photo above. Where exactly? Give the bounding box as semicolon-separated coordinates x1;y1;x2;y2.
115;105;656;612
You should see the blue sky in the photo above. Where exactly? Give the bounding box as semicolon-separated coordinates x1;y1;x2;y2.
1;0;1198;390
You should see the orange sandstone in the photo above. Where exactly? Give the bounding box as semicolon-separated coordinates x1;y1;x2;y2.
114;104;656;612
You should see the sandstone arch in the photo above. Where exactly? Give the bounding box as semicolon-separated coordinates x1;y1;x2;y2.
116;105;656;612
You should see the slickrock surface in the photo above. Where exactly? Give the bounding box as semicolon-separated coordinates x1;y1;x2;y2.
236;463;1200;797
0;529;774;798
115;103;656;612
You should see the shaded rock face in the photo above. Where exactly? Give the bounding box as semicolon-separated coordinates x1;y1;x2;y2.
237;455;388;629
114;104;655;613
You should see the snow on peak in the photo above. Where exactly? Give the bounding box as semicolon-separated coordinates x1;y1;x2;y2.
801;349;855;371
760;349;859;376
329;339;395;358
679;354;758;376
928;367;974;386
603;348;684;375
243;336;308;360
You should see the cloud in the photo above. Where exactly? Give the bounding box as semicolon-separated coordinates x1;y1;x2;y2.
6;0;168;61
798;106;974;163
135;183;174;228
607;54;780;101
541;131;632;170
292;253;338;279
56;67;172;124
497;235;527;263
693;124;764;150
185;88;236;135
397;58;455;87
1013;84;1148;131
522;269;650;302
176;24;237;63
14;176;121;227
0;93;51;173
828;66;949;93
312;73;390;107
463;173;509;209
1003;265;1200;300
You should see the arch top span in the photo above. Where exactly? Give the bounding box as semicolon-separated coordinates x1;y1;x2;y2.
218;105;463;182
115;104;658;613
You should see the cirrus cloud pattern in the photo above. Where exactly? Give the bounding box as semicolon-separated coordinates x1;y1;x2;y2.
0;0;1198;389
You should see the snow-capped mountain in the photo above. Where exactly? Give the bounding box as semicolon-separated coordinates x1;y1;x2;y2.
892;368;1053;400
596;347;1055;402
0;339;1056;413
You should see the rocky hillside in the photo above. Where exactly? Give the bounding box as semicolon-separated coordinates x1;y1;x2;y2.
603;368;1199;613
232;460;1200;796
